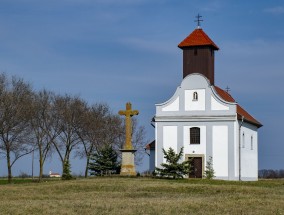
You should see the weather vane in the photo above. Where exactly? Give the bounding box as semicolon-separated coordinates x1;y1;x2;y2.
195;13;203;28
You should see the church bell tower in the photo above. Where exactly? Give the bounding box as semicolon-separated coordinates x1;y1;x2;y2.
178;15;219;85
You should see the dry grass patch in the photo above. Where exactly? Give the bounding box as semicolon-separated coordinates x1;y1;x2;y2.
0;178;283;214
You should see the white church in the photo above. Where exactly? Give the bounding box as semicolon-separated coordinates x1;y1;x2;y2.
147;23;262;181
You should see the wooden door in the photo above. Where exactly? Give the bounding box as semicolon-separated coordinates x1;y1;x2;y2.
189;157;203;178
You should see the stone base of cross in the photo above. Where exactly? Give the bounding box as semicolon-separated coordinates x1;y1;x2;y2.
120;149;137;176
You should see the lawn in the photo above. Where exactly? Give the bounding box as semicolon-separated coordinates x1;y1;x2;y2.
0;177;283;215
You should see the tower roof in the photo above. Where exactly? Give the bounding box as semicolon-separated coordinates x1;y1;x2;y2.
178;28;219;50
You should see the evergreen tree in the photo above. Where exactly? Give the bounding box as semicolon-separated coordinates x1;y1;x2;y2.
62;160;73;180
204;156;215;179
89;145;119;176
155;147;192;179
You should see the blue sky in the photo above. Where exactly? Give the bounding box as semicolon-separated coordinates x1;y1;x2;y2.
0;0;284;176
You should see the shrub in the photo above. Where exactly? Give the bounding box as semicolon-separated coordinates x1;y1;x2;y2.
62;160;72;180
155;147;192;179
89;145;119;176
204;156;215;179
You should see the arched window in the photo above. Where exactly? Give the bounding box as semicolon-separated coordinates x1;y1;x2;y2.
251;136;253;150
190;127;200;144
193;92;198;101
242;132;245;148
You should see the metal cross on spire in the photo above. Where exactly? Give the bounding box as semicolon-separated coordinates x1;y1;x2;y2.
195;13;203;29
225;86;231;94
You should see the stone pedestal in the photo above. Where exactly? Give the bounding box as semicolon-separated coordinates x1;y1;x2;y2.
120;149;137;176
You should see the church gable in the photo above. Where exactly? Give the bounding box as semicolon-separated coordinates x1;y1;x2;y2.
156;73;236;117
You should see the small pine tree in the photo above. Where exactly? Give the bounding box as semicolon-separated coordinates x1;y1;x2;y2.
89;145;119;176
155;147;191;179
204;156;215;179
62;160;72;180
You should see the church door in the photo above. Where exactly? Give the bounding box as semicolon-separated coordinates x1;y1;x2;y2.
189;157;203;178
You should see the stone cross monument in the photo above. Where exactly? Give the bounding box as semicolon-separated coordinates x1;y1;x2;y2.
118;102;139;176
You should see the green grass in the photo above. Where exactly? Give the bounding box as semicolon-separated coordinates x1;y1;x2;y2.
0;177;283;214
0;177;61;185
0;178;35;185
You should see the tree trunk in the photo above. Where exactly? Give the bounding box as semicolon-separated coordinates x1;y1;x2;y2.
6;151;12;183
62;152;70;177
39;152;44;182
85;156;90;178
62;159;66;175
62;152;69;173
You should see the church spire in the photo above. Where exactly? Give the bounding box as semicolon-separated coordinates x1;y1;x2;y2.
178;15;219;85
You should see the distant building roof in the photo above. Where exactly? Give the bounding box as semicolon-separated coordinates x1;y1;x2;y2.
145;140;155;150
178;28;219;50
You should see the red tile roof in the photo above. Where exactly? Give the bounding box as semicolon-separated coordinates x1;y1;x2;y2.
214;86;262;128
236;105;262;128
178;28;219;50
214;86;235;102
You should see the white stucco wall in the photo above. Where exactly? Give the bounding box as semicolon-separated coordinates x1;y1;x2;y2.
211;95;229;110
162;97;179;111
162;126;178;163
240;122;258;180
185;89;205;111
212;125;228;179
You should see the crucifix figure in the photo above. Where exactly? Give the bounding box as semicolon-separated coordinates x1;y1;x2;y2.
118;102;139;175
194;13;203;28
119;102;139;150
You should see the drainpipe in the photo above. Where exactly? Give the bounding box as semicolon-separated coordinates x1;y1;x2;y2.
239;116;244;181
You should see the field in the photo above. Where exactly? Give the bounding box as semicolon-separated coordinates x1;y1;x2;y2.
0;177;283;215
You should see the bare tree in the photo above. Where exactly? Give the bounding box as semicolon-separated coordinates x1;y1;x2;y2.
30;90;60;181
0;73;147;181
76;103;123;177
52;94;87;176
0;74;34;183
131;118;147;166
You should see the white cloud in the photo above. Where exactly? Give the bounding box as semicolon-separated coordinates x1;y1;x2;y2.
221;39;284;57
119;37;177;55
264;6;284;15
59;0;147;4
216;39;284;96
199;0;224;12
